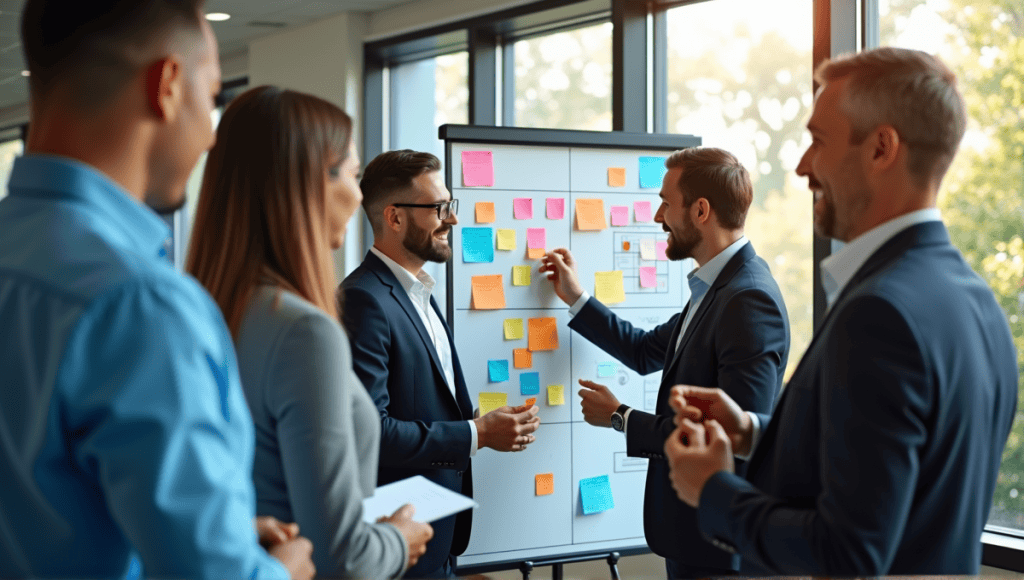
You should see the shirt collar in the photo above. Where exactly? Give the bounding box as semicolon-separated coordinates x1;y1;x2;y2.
7;154;170;257
690;236;749;289
370;245;435;302
820;208;942;309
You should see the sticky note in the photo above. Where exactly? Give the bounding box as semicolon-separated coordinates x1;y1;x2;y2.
462;227;494;263
640;239;656;261
546;198;565;220
525;397;537;407
575;199;607;231
526;228;546;249
512;265;531;286
656;241;669;261
504;318;524;340
462;151;494;187
548;385;565;405
608;167;626;187
536;473;554;496
639;156;667;189
513;348;532;369
639;266;657;288
634;201;652;222
479;392;507;416
597;362;617;377
595;271;626;304
610;206;629;226
471;275;506;309
527;248;546;260
497;229;516;250
488;359;509;382
528;317;559;351
580;475;615;515
513;198;533;219
520;372;540;395
475;202;496;223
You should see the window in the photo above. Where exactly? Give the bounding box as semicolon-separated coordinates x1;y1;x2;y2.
0;135;24;201
390;52;469;159
666;0;814;379
878;0;1024;532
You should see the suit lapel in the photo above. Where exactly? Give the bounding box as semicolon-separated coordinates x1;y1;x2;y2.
430;296;473;419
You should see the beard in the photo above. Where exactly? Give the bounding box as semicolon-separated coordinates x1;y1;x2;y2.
812;188;837;239
665;212;702;261
403;219;452;263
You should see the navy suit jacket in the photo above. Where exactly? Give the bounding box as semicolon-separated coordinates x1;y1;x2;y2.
341;252;474;575
698;222;1018;574
568;242;790;569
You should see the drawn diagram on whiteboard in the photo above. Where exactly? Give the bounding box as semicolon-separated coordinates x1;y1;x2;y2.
612;229;669;294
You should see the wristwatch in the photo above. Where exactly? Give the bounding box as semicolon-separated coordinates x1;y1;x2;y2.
610;404;630;432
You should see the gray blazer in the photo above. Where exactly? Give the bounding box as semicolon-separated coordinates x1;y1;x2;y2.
236;286;407;579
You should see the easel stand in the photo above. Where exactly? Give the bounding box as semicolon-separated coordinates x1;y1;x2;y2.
518;551;620;580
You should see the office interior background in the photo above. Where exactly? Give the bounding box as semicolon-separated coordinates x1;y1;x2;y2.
0;0;1019;576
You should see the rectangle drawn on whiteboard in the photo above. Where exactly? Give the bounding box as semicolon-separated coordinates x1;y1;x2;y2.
613;452;649;473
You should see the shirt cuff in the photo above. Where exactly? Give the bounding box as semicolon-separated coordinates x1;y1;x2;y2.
567;291;591;317
468;419;478;457
733;411;760;461
621;407;634;436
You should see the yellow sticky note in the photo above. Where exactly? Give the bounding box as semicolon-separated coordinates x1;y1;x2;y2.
472;274;506;309
479;392;508;416
548;385;565;405
608;167;626;187
513;348;533;369
496;229;517;250
504;318;524;340
525;397;537;407
576;199;607;231
595;271;626;304
527;248;546;260
528;317;559;351
536;473;554;496
475;201;496;223
512;265;531;286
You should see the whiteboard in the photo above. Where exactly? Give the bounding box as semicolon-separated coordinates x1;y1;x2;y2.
442;125;700;570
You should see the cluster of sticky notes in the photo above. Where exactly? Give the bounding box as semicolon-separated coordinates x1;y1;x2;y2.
488;359;509;382
504;318;523;340
580;475;615;515
472;275;506;309
595;271;626;304
463;228;494;263
512;265;531;286
548;385;565;405
520;372;540;395
576;199;607;231
536;473;554;496
479;392;507;415
513;348;532;369
597;361;617;378
639;156;667;189
462;151;494;187
527;317;559;351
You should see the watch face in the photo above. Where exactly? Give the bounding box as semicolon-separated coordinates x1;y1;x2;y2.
611;413;624;431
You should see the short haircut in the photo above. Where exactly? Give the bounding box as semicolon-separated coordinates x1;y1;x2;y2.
665;147;753;230
21;0;205;109
360;149;442;237
816;47;966;185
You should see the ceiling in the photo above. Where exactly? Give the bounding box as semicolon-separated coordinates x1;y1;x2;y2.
0;0;414;113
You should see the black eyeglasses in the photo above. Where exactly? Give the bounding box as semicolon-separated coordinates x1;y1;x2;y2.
392;199;459;220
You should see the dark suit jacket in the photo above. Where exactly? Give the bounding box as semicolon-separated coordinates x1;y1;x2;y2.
698;222;1018;574
569;242;790;570
341;251;474;576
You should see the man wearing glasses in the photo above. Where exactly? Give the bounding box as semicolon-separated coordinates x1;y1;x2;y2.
341;150;541;579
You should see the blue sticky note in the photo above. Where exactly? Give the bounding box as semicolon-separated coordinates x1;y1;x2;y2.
488;360;509;382
597;362;617;377
520;372;540;395
639;156;668;189
462;227;494;263
580;475;615;515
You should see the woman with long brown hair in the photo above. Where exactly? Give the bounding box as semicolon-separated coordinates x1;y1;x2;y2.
187;85;431;579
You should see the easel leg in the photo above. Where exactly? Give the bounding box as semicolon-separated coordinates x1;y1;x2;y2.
607;552;621;580
552;562;564;580
520;561;533;580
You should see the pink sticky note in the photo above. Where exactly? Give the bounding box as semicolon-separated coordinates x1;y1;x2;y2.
610;206;629;226
513;198;534;219
639;266;657;288
527;227;546;249
462;151;494;187
634;201;652;222
655;241;669;261
546;198;565;220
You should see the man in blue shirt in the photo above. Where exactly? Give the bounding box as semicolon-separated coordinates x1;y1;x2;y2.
0;1;314;578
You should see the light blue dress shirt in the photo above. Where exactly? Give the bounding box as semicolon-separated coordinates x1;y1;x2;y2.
0;155;287;579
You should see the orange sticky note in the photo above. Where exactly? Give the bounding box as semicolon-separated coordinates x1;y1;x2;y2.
475;201;496;223
608;167;626;187
525;397;537;407
527;247;545;260
471;275;506;309
513;348;533;369
536;473;554;496
528;317;559;351
576;199;607;231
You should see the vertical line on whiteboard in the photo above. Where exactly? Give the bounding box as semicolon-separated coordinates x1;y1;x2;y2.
568;146;574;545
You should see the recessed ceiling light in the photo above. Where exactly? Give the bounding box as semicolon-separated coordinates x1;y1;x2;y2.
20;70;29;77
206;12;231;22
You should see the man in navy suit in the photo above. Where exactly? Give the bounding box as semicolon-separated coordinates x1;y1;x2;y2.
341;150;541;579
665;47;1018;575
539;147;790;578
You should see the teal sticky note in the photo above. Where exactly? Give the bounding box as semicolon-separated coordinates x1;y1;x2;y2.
597;362;617;377
488;360;509;382
639;156;667;189
520;372;540;395
580;475;614;515
462;227;494;263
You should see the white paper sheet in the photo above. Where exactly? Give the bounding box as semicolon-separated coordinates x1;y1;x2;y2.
362;475;478;524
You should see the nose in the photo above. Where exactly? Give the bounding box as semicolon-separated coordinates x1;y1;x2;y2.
654;202;666;224
446;211;459;226
795;146;812;179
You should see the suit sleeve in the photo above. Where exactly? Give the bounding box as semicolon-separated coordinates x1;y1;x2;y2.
569;296;678;375
697;296;929;574
342;285;472;471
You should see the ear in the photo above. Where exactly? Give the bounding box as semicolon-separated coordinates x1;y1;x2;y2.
869;125;901;172
693;198;711;224
145;57;184;122
384;205;403;232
